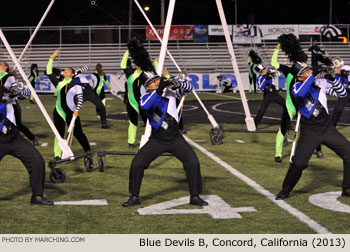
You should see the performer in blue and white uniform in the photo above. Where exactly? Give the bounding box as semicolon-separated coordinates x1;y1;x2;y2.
276;62;350;199
122;72;208;207
0;62;52;205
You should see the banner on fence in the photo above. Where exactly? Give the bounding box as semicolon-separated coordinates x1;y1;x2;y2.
146;25;194;40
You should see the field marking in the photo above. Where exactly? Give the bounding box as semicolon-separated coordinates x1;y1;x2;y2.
90;142;96;146
138;195;256;219
105;98;114;100
26;106;31;109
309;191;350;213
212;101;281;121
203;92;242;100
41;143;48;147
182;105;198;112
212;101;350;126
54;199;108;205
235;139;245;143
184;135;331;234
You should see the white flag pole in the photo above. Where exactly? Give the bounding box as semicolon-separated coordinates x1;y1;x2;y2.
0;29;74;158
134;0;219;129
216;0;256;131
139;0;176;148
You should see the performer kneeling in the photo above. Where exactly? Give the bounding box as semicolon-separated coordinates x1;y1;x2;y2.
276;62;350;199
122;72;207;207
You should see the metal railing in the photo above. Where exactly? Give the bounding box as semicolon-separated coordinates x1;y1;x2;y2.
1;25;350;74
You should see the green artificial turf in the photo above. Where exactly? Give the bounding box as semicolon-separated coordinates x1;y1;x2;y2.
0;93;349;234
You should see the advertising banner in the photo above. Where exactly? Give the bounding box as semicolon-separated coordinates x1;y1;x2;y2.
194;25;208;42
298;24;323;35
261;25;299;40
146;25;194;40
208;25;232;36
34;73;289;93
232;25;262;44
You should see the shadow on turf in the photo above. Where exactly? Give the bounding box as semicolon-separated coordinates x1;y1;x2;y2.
0;184;66;201
293;164;341;195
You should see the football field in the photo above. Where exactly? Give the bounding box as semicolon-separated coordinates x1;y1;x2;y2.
0;92;350;234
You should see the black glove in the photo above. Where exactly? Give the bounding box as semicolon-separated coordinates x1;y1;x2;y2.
167;76;182;90
156;78;168;95
324;73;335;82
341;69;350;78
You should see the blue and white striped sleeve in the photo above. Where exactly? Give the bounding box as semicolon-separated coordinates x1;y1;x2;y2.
326;75;347;98
175;80;193;98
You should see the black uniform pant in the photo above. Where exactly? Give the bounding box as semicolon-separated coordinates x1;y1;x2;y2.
13;101;35;141
249;75;257;93
282;124;350;193
129;134;203;197
255;91;286;128
53;109;90;153
0;128;45;196
223;85;233;93
331;92;350;127
176;98;185;131
83;85;107;125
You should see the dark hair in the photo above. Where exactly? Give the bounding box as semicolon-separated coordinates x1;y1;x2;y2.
96;63;102;69
30;64;38;71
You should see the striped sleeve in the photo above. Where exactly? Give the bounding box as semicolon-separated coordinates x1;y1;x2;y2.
174;78;193;98
76;66;89;75
326;76;347;98
75;93;84;111
19;86;31;99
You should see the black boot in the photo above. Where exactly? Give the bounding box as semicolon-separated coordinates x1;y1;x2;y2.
122;195;140;207
342;187;350;197
275;190;290;200
30;195;53;205
190;195;208;206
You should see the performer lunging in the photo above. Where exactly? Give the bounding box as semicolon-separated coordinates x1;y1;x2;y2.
0;62;52;205
272;34;323;162
122;72;207;207
276;62;350;199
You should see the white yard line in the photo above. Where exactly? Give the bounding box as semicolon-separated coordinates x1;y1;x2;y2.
184;135;331;234
54;199;108;206
40;143;48;147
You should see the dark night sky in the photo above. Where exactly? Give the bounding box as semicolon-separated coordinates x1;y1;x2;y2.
1;0;350;27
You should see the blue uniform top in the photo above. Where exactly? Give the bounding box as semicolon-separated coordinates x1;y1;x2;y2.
291;74;346;119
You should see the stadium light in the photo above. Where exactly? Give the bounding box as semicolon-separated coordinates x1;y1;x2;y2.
144;5;150;11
